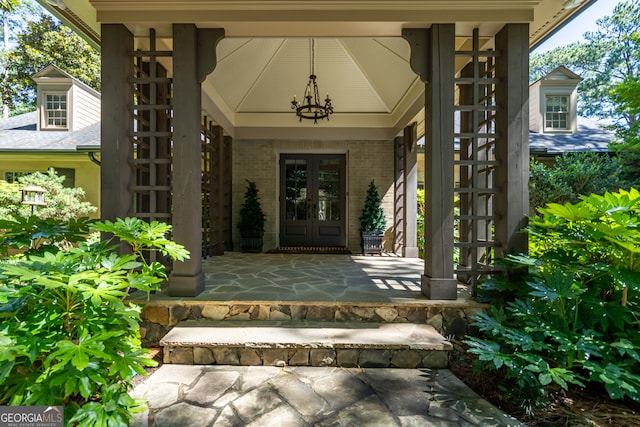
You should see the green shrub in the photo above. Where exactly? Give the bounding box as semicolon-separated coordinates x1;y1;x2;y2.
529;152;624;211
237;180;266;237
359;180;386;233
0;169;96;221
0;217;188;426
0;215;93;257
467;189;640;411
417;188;425;258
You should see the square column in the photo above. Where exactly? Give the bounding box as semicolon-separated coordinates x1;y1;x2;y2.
421;24;457;299
100;25;133;221
495;24;530;256
169;24;205;296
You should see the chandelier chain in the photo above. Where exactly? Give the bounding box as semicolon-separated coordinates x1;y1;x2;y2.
310;38;314;76
290;38;334;124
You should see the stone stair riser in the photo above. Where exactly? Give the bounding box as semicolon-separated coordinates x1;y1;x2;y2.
163;346;449;369
140;301;487;346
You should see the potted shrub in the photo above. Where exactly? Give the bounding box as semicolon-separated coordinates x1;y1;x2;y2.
359;180;386;255
237;180;266;253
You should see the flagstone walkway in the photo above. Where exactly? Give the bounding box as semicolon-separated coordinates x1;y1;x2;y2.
130;365;525;426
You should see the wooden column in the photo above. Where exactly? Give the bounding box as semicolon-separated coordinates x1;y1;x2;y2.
169;24;205;296
404;25;457;299
393;135;405;254
223;135;234;251
403;123;419;258
213;125;225;256
495;24;529;256
100;25;133;221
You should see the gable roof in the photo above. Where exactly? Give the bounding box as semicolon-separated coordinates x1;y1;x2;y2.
0;111;100;153
531;65;584;85
31;63;73;80
31;64;101;98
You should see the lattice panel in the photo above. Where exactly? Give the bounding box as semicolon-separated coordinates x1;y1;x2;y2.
130;29;173;224
201;119;216;257
202;121;231;257
128;29;173;265
454;29;502;289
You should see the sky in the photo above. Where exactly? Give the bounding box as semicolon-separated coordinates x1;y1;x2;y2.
533;0;623;53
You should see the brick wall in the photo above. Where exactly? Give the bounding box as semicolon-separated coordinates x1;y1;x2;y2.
232;139;395;253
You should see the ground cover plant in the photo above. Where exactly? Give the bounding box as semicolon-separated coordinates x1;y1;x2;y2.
0;216;188;426
465;188;640;415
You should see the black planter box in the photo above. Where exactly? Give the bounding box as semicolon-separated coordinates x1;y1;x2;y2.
240;234;263;253
361;230;384;255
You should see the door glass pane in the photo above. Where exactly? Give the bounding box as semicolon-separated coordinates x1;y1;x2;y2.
317;159;341;221
285;159;307;220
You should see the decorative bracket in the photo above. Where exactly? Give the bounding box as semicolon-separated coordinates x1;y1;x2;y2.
197;28;225;83
404;122;417;153
402;28;430;84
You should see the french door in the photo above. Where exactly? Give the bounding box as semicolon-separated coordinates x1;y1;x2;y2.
279;154;346;247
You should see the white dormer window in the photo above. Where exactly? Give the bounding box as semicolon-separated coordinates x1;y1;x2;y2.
544;95;569;131
44;93;68;129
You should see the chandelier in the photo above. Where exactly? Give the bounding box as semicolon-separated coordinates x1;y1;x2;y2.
290;39;334;124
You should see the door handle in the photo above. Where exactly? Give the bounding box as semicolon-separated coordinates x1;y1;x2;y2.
307;199;311;220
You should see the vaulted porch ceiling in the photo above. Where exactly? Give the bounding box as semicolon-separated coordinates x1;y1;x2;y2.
41;0;596;139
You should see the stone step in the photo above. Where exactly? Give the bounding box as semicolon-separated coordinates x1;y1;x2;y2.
160;320;452;369
140;300;484;347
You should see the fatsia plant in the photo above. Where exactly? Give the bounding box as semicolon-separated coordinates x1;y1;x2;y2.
0;217;188;426
468;189;640;411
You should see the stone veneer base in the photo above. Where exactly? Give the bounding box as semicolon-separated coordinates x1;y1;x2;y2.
138;300;488;347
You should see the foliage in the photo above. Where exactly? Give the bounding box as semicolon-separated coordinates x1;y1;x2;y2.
1;13;100;113
467;189;640;411
0;169;96;221
359;180;386;233
530;0;640;126
416;189;460;262
0;0;20;12
529;152;625;211
237;180;266;236
0;215;93;257
0;0;37;44
417;188;425;258
609;32;640;148
1;0;39;118
0;216;189;426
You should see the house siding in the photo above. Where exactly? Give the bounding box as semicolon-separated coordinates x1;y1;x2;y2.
71;85;101;130
529;81;541;133
233;139;395;253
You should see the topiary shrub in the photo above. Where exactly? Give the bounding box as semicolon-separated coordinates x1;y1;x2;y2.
359;180;386;233
237;180;266;237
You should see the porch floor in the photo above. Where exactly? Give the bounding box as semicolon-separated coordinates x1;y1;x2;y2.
149;252;473;304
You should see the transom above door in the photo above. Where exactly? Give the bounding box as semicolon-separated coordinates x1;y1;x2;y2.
279;154;346;247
